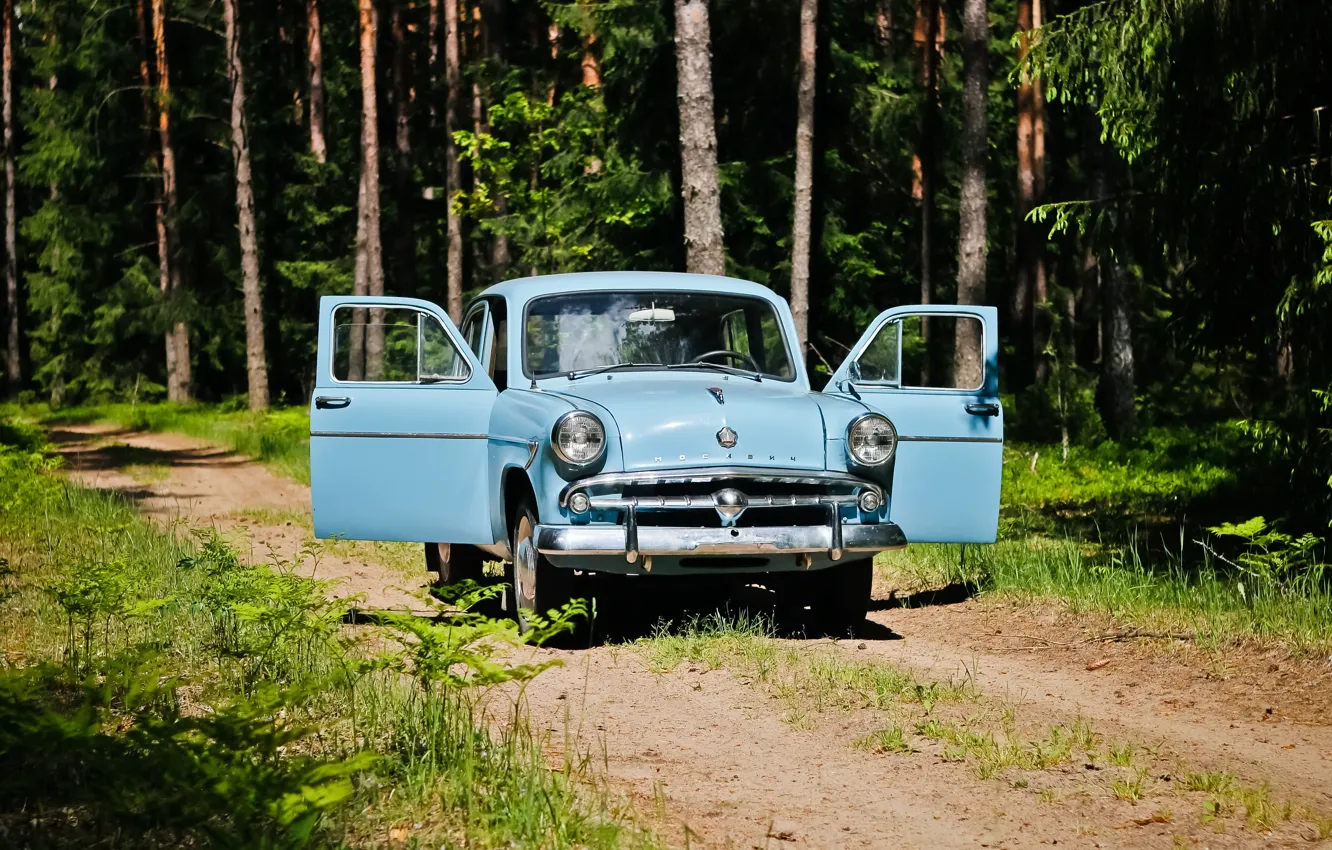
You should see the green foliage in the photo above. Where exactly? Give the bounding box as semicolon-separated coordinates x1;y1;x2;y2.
0;666;371;848
0;418;657;847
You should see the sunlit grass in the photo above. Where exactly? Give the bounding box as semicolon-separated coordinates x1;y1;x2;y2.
0;422;659;848
879;531;1332;652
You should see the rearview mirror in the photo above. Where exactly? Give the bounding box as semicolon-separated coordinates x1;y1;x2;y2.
627;307;675;323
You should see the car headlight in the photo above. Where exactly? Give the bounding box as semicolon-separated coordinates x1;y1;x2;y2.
552;411;606;465
847;413;897;467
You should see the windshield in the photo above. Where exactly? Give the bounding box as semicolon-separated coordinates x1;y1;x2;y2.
525;291;796;380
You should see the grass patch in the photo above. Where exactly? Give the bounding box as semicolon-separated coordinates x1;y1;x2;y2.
636;612;973;720
879;530;1332;652
15;401;314;484
0;420;658;848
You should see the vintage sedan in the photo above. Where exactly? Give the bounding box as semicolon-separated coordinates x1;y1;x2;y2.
309;272;1002;635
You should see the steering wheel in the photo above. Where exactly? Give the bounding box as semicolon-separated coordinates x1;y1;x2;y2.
690;349;761;372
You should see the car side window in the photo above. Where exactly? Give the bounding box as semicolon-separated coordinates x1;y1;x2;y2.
331;306;466;383
459;304;487;361
854;314;984;390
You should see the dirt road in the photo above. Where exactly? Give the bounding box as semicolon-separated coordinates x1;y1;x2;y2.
56;424;1332;848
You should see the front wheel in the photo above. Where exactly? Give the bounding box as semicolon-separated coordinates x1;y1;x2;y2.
506;498;591;645
774;558;873;638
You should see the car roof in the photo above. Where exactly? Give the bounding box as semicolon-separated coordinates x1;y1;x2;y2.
477;271;785;306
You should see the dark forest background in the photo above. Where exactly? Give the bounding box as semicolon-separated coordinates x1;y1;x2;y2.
0;0;1329;524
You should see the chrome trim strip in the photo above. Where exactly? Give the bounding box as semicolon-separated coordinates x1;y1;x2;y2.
310;430;488;439
897;436;1002;444
535;522;907;556
559;466;882;508
586;493;860;510
488;434;533;445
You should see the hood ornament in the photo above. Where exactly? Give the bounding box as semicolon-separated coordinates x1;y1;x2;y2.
707;386;725;405
716;426;738;448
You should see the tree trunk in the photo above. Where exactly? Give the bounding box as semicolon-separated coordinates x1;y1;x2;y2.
1090;136;1135;440
1014;0;1047;388
391;0;416;294
789;0;816;350
153;0;190;402
875;0;892;58
954;0;988;390
916;0;940;384
2;0;19;393
1101;252;1136;439
223;0;268;410
674;0;725;276
444;0;464;320
356;0;385;380
306;0;327;163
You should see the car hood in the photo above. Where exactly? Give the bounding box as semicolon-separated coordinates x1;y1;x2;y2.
550;375;827;472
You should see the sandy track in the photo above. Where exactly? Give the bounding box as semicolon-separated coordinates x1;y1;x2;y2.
53;423;427;612
52;423;1332;848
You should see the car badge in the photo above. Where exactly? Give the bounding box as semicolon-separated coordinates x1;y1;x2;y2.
707;386;725;405
716;426;738;448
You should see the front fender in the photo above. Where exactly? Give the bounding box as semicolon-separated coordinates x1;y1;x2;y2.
488;389;627;542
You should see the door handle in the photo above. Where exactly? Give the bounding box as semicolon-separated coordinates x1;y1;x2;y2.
315;396;351;409
965;402;999;417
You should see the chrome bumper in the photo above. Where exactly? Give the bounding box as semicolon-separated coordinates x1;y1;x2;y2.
535;521;906;560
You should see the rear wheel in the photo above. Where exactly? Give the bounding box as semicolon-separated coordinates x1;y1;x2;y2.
425;542;484;588
774;558;872;638
506;497;592;646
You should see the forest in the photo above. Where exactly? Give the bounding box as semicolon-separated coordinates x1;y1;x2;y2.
0;0;1327;524
1;2;1332;845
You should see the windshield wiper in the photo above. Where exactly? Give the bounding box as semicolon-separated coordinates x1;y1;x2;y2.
563;362;664;381
665;362;762;382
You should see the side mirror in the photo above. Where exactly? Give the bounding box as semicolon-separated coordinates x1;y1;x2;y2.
847;359;862;382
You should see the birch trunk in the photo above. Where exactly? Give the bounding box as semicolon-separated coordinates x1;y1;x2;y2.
223;0;269;410
2;0;19;391
306;0;327;163
153;0;190;402
673;0;725;276
789;0;816;350
357;0;385;378
445;0;464;320
954;0;988;390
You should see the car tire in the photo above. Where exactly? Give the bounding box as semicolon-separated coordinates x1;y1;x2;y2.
775;558;873;638
506;496;592;646
425;542;484;587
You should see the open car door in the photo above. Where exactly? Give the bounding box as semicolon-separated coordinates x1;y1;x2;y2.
310;295;497;543
825;305;1002;543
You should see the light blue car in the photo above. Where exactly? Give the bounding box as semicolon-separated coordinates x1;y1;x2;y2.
310;272;1002;635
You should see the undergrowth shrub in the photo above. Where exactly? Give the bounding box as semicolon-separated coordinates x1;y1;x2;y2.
0;415;649;847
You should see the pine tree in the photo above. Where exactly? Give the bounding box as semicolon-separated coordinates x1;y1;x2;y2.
152;0;190;402
789;0;817;351
2;0;18;392
444;0;463;320
355;0;384;379
222;0;268;410
306;0;327;164
954;0;989;389
673;0;724;276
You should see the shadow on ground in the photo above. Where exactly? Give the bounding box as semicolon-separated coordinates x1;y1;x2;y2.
346;571;905;647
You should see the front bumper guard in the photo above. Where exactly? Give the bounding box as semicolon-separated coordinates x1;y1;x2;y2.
535;518;906;563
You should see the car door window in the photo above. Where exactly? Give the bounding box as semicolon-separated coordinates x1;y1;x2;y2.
855;314;983;391
331;305;466;383
459;304;487;361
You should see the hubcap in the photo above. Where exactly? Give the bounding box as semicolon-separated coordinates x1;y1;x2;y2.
514;515;537;613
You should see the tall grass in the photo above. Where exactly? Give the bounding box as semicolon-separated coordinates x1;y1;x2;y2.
882;532;1332;651
0;419;657;848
